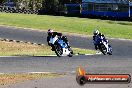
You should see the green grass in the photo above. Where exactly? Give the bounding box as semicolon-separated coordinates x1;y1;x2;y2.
0;13;132;39
73;48;96;55
0;41;96;56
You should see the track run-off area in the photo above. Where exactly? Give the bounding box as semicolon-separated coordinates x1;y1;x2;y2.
0;26;132;88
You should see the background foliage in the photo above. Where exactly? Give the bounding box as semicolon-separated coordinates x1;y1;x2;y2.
0;0;81;13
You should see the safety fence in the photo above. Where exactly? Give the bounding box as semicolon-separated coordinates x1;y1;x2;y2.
0;6;38;14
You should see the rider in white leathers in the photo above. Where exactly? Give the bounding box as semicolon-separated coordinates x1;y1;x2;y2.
47;29;69;51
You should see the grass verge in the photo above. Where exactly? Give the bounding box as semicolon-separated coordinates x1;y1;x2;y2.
0;41;96;56
0;73;64;85
0;41;54;56
0;13;132;39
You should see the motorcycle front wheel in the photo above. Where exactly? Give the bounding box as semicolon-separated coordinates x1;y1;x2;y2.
107;45;112;55
54;44;63;57
99;44;107;55
68;47;73;57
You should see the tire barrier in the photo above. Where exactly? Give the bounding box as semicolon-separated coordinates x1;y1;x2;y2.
0;6;38;14
0;38;44;46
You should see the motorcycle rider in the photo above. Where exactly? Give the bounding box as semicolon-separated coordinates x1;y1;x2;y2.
47;29;70;51
93;29;109;53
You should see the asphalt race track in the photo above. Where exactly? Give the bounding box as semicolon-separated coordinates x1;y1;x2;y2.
0;26;132;88
0;26;132;57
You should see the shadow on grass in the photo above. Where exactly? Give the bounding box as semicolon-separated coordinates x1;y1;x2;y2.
38;11;132;22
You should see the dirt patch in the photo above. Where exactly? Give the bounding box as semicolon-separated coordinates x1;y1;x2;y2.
0;73;64;85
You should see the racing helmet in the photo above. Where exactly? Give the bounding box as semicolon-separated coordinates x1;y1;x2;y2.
47;29;53;35
93;29;99;36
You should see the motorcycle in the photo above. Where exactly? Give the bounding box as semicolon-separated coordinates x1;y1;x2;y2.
49;36;73;57
94;36;112;55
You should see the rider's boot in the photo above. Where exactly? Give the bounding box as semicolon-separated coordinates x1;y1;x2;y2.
95;45;98;50
51;48;55;51
51;44;55;51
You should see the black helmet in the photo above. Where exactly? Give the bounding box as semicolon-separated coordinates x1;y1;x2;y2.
47;29;53;34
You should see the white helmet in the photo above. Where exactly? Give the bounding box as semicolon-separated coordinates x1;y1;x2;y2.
93;29;99;36
47;29;53;34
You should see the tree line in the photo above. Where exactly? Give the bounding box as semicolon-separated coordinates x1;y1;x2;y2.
41;0;81;14
0;0;81;14
0;0;42;11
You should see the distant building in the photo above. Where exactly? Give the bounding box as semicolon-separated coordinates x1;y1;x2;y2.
82;0;132;18
4;0;15;7
64;4;81;15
